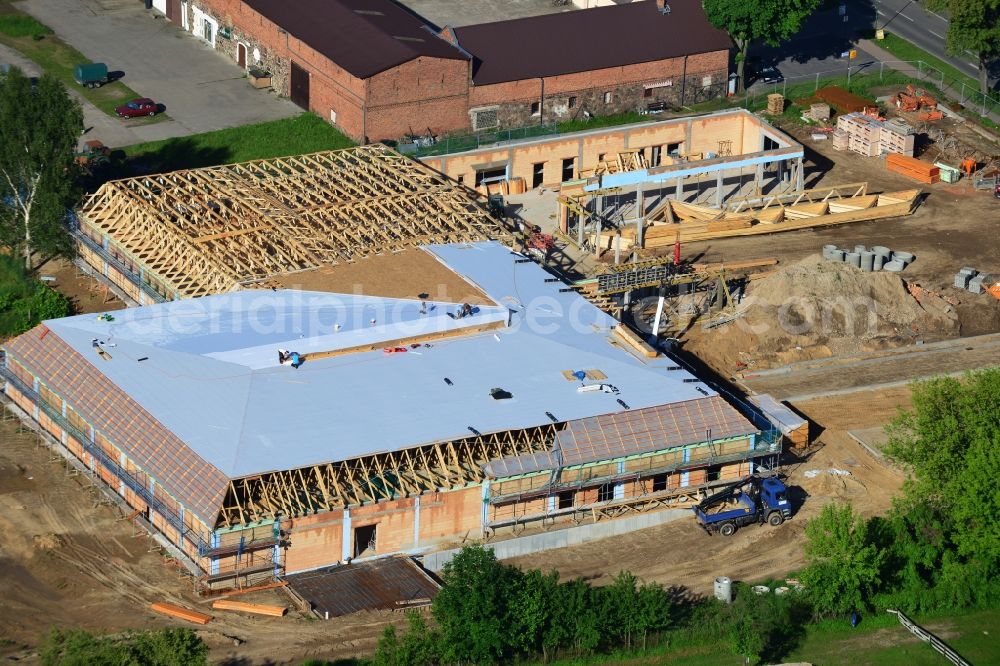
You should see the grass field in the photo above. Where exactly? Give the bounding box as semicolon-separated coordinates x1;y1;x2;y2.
875;32;999;126
535;607;1000;666
0;1;161;122
121;113;355;172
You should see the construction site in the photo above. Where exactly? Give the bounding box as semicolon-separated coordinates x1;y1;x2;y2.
2;87;1000;662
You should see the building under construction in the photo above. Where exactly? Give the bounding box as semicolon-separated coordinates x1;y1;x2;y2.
2;144;780;589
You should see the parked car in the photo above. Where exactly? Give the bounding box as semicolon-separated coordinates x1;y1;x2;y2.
74;62;109;88
755;65;785;85
116;98;160;118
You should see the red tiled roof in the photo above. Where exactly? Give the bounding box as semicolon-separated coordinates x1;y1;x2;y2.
4;326;228;526
556;395;756;466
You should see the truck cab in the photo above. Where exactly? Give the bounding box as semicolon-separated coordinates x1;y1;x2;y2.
693;475;791;536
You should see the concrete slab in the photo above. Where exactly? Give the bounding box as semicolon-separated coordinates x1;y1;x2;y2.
15;0;299;147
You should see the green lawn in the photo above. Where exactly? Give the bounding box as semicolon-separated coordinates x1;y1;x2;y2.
533;607;999;666
877;32;982;98
121;113;355;172
0;2;162;121
875;32;999;124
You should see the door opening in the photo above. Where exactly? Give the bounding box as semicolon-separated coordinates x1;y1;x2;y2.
532;162;544;189
237;43;247;68
353;523;377;558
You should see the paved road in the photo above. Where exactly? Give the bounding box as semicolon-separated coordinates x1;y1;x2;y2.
870;0;993;89
747;0;996;95
14;0;298;148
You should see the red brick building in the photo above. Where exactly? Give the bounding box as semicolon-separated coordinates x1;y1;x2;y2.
169;0;731;142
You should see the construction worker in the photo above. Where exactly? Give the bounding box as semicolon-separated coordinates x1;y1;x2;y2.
289;351;303;369
278;349;303;368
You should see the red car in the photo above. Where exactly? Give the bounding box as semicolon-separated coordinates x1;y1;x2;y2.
115;98;159;118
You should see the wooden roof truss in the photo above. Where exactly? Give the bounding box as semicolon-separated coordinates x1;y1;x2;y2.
79;145;500;298
218;424;560;528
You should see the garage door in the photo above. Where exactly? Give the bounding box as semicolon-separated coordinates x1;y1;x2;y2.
290;62;310;110
166;0;181;24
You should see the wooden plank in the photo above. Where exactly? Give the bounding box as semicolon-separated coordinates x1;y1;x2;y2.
613;325;658;358
211;599;288;617
301;319;505;362
151;602;213;625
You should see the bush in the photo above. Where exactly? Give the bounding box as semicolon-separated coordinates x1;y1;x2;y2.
40;628;207;666
375;545;674;664
0;14;53;39
0;255;71;337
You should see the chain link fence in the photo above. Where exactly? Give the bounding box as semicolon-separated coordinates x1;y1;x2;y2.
743;59;1000;121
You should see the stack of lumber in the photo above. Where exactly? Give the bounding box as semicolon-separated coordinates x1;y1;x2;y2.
151;602;212;625
886;154;940;184
767;94;784;114
476;177;526;197
212;599;288;617
808;102;831;121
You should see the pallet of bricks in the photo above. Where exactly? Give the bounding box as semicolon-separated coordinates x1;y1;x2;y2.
834;113;914;157
887;154;940;184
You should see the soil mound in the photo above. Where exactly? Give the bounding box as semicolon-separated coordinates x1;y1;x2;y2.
684;255;959;372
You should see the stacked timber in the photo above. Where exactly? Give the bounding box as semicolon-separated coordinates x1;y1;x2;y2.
151;602;212;625
706;217;753;233
477;177;527;197
767;94;785;114
212;600;288;617
886;154;940;184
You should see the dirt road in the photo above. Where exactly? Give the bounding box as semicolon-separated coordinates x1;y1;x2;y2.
0;415;402;664
741;332;1000;401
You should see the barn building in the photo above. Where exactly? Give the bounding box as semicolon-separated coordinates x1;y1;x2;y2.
152;0;732;141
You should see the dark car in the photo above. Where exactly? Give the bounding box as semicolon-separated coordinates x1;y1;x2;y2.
756;65;784;85
115;98;159;118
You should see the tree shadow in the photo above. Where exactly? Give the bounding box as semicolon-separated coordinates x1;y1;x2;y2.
81;138;232;191
747;0;878;79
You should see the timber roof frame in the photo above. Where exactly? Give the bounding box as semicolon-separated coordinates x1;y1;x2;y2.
78;144;502;299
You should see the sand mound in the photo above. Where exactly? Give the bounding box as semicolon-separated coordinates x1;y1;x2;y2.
683;255;959;372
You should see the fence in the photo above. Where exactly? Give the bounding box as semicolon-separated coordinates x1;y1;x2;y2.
407;123;562;158
886;609;971;666
744;59;1000;121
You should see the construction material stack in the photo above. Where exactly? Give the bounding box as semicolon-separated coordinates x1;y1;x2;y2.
767;94;784;115
880;119;916;156
835;112;915;157
887;154;940;184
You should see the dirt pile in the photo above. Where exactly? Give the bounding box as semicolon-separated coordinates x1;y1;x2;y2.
683;255;959;373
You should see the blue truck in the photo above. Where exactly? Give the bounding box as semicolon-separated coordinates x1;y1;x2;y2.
693;475;791;536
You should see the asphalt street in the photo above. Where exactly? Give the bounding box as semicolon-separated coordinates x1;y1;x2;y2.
748;1;996;94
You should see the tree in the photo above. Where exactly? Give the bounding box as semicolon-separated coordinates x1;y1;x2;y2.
0;66;82;270
703;0;821;92
372;611;439;666
432;544;518;663
801;503;886;616
929;0;1000;94
884;369;1000;608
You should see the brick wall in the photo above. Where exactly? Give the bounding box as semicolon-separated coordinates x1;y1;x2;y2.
469;50;729;129
281;485;484;573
